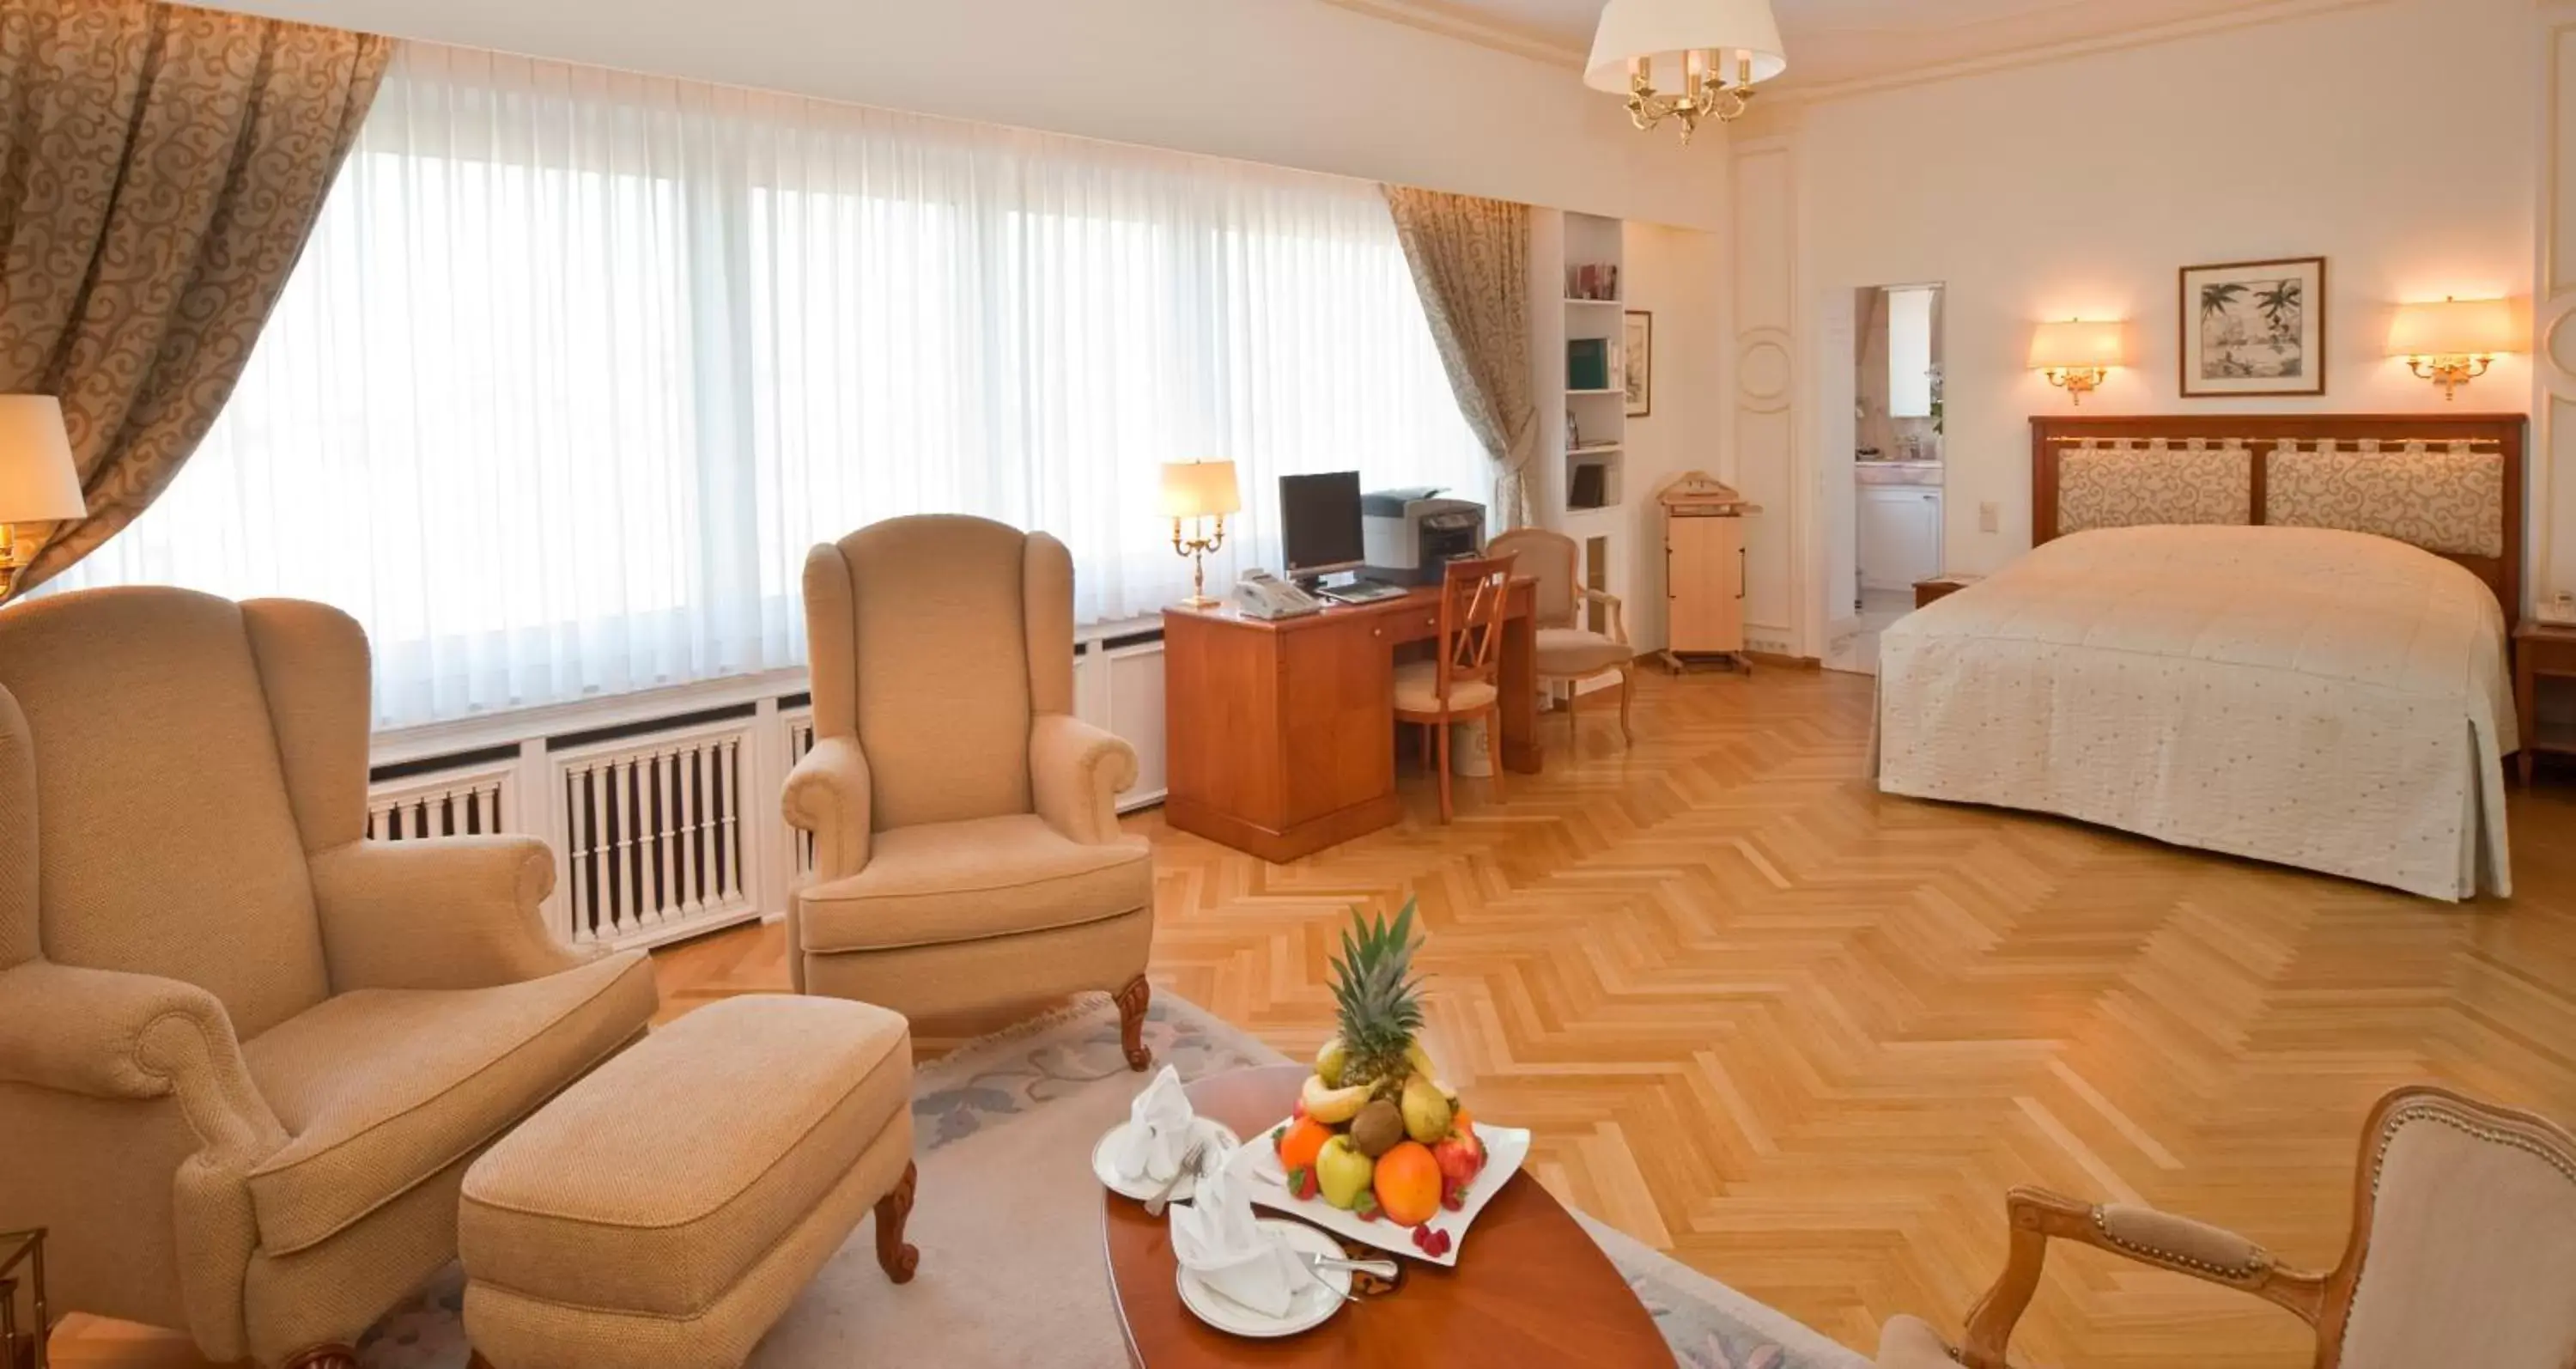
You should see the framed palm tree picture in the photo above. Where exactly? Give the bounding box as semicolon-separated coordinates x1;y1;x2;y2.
2180;257;2326;397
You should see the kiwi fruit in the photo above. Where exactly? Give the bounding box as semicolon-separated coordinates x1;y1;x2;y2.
1349;1098;1406;1158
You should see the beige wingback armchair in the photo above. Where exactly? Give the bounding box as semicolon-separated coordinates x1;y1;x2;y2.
784;514;1156;1068
1878;1086;2576;1369
0;587;659;1369
1486;526;1637;745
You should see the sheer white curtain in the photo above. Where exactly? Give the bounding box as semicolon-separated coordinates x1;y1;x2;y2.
53;44;1486;728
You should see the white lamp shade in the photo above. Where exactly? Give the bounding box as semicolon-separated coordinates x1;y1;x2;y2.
1585;0;1789;94
1159;459;1241;520
2028;319;2126;370
0;395;87;524
2386;297;2520;358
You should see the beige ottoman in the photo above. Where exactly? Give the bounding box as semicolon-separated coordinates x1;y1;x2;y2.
460;995;917;1369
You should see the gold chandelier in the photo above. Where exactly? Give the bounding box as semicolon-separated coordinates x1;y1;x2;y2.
1585;0;1789;144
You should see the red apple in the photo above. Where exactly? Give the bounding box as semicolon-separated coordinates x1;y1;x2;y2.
1431;1129;1485;1195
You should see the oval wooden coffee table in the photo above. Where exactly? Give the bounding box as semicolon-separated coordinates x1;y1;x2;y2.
1102;1064;1673;1366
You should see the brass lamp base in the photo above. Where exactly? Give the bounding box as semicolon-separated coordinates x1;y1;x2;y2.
1172;515;1227;611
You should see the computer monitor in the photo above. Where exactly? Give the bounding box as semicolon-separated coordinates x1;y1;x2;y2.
1279;471;1365;585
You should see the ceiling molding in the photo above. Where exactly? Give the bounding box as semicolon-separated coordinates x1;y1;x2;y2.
1770;0;2390;106
1311;0;2389;99
1311;0;1586;69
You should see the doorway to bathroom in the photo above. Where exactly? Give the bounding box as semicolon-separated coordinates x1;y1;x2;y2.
1824;283;1944;676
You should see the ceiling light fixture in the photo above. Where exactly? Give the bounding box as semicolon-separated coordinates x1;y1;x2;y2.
1585;0;1789;144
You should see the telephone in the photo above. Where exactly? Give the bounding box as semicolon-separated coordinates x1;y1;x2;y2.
1235;569;1324;620
2540;592;2576;627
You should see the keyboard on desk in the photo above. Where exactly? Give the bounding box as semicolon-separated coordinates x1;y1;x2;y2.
1320;580;1409;605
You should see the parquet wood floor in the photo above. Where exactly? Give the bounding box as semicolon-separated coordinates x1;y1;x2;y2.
54;667;2576;1368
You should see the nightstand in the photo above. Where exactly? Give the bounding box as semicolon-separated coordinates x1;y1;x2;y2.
2514;622;2576;784
1913;575;1983;610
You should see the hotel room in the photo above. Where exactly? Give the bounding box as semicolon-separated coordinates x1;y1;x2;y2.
2;0;2573;1366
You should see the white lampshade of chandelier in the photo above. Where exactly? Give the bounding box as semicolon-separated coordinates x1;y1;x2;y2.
1584;0;1789;95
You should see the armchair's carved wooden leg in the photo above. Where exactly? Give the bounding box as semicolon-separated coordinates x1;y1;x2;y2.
1115;975;1153;1071
874;1160;920;1284
283;1344;358;1369
1617;664;1635;745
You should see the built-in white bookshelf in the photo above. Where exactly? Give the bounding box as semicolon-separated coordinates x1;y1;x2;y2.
1558;210;1627;519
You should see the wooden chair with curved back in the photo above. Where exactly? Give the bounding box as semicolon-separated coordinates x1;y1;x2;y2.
1875;1085;2576;1369
1393;554;1516;824
1485;526;1637;747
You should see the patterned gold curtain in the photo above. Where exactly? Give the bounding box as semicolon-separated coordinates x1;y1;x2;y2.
1380;185;1535;528
0;0;391;596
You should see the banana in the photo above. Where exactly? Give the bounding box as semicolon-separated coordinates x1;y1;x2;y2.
1300;1073;1374;1125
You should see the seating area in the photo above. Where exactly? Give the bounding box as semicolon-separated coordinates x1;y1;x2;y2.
7;0;2576;1366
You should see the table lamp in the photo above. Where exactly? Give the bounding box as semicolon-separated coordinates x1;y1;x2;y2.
1160;459;1240;608
0;396;88;599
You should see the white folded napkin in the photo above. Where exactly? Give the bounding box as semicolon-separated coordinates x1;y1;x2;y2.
1170;1165;1303;1319
1114;1064;1194;1183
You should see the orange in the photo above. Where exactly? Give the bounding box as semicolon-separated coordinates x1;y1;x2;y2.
1372;1140;1442;1226
1278;1117;1334;1177
1449;1106;1474;1139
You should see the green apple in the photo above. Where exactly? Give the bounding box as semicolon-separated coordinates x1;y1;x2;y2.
1315;1135;1375;1210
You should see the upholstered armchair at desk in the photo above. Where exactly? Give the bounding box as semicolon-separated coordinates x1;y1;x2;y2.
0;588;659;1369
784;514;1157;1068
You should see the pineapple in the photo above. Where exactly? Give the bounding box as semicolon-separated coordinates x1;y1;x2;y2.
1327;900;1428;1100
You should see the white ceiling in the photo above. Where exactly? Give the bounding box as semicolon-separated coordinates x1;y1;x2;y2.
1331;0;2330;91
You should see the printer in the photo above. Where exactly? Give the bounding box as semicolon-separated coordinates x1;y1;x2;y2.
1361;487;1486;586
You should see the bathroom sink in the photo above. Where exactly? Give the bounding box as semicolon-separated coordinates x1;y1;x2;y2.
1856;461;1942;487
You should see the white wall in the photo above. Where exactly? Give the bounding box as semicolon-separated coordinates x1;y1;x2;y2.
203;0;1728;231
1618;221;1727;651
1741;0;2543;644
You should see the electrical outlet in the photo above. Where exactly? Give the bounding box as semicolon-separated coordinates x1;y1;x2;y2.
1978;502;2000;533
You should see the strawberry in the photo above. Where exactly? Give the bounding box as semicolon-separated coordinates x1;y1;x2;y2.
1288;1166;1319;1201
1442;1184;1467;1212
1270;1125;1287;1153
1354;1193;1380;1223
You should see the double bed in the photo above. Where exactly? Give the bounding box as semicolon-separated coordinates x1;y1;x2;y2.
1874;414;2528;902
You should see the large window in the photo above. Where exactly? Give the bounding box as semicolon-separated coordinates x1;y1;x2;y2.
53;46;1487;728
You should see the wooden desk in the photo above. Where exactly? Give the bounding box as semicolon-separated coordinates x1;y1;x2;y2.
1162;583;1538;862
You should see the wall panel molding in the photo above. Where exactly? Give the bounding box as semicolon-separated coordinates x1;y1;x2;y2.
1730;136;1802;655
2540;13;2576;602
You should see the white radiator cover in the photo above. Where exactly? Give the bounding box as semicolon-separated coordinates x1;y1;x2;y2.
367;635;1168;952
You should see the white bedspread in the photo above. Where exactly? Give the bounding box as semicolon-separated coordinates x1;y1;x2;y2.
1874;526;2513;900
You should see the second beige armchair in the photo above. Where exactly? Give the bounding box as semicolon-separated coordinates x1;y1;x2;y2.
1486;526;1637;746
784;514;1156;1068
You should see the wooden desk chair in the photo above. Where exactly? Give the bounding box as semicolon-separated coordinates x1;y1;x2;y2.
1875;1085;2576;1369
1393;555;1516;823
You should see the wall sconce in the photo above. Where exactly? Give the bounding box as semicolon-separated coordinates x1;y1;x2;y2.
2028;319;2125;405
1159;459;1240;608
2386;296;2522;400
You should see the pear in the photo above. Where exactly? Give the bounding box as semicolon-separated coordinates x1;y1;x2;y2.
1400;1073;1454;1145
1315;1036;1350;1089
1315;1135;1376;1210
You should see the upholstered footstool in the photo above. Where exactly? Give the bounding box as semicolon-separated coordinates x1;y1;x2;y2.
459;995;917;1369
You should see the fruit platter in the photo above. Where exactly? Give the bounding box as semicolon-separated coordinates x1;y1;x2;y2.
1222;902;1530;1267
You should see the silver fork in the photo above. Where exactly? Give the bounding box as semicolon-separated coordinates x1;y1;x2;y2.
1305;1251;1400;1281
1296;1253;1364;1305
1142;1139;1211;1217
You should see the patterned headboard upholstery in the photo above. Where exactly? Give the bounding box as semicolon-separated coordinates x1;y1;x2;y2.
2029;415;2529;629
2058;441;2253;533
2267;441;2503;558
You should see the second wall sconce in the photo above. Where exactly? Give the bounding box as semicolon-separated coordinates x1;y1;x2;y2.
2028;319;2125;405
2386;296;2522;400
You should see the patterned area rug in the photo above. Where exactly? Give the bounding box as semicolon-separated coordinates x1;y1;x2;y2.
361;994;1868;1369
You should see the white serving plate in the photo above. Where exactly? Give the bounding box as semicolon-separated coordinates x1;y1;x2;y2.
1091;1116;1242;1203
1174;1218;1352;1339
1222;1118;1531;1267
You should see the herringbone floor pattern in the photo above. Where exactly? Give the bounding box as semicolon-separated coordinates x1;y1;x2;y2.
58;667;2576;1368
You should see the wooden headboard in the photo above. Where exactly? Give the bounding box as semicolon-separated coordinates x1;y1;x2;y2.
2030;413;2530;628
